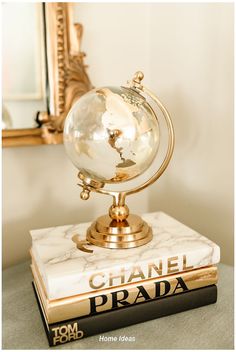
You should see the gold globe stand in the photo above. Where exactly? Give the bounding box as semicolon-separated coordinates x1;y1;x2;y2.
87;214;152;249
77;72;175;249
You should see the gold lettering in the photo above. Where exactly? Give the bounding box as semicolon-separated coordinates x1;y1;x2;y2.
88;256;193;290
52;325;68;345
67;323;84;341
51;327;60;336
89;272;105;289
59;326;67;335
53;335;61;345
52;323;84;345
183;255;194;271
68;322;78;334
68;332;75;341
109;268;125;287
60;334;68;343
168;256;179;274
128;265;145;283
148;261;163;277
75;329;84;339
52;327;61;345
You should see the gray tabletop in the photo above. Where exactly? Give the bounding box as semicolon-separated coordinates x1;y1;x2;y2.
2;262;233;350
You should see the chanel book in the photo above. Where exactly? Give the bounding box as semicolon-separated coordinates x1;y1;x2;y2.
30;212;220;300
32;282;217;347
31;261;217;323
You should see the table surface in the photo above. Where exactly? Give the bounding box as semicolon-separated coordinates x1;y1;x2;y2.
3;261;234;350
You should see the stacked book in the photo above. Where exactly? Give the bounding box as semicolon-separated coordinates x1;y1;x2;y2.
30;212;220;347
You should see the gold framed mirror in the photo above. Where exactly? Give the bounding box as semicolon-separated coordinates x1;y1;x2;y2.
2;2;92;147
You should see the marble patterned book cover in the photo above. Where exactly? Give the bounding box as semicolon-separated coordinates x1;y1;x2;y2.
30;212;220;300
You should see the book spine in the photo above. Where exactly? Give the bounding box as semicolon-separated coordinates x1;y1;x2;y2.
33;282;217;347
31;245;220;297
32;265;218;323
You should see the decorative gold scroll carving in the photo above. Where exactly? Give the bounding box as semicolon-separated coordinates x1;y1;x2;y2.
3;2;92;147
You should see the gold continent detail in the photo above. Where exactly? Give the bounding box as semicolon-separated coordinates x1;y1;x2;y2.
64;86;160;184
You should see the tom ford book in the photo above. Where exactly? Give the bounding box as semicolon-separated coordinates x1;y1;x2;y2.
30;212;220;300
33;282;217;347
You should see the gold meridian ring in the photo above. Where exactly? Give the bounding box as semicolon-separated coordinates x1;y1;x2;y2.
76;74;174;250
77;84;175;199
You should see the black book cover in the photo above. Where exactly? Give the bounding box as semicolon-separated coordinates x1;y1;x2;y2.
32;282;217;347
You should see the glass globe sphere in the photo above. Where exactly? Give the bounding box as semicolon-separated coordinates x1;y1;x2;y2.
64;86;160;184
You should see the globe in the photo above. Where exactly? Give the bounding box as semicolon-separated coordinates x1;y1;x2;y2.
64;86;160;184
63;72;174;249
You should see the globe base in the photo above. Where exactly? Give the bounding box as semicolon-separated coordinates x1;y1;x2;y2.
86;214;153;249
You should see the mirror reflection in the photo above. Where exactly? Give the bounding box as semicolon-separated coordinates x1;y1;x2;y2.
2;3;47;129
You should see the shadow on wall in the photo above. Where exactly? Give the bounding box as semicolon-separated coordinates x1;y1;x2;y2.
149;177;233;266
2;143;149;269
2;143;111;269
2;184;100;269
147;88;234;265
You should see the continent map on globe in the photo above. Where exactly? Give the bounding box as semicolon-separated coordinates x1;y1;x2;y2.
64;86;160;184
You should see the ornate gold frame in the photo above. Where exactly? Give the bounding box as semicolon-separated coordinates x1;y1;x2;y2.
2;2;92;148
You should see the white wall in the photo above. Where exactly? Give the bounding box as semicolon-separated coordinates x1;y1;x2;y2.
147;3;234;264
3;3;233;268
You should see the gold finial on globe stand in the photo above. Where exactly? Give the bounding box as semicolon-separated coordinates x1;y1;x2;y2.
128;71;144;89
64;71;175;249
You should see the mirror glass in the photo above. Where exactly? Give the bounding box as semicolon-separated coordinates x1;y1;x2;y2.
2;3;47;129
